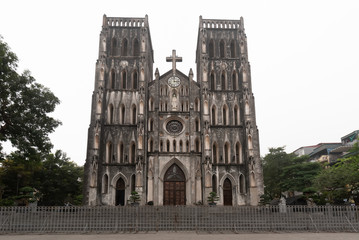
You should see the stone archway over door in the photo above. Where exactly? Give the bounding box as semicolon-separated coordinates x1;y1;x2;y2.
223;178;233;206
163;164;186;205
116;178;125;206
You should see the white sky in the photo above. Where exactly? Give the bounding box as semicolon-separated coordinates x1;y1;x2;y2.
1;0;358;165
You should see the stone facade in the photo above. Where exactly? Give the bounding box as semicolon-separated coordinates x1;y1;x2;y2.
83;15;264;206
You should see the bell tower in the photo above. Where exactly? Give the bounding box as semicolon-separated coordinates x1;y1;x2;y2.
84;15;154;206
196;16;264;205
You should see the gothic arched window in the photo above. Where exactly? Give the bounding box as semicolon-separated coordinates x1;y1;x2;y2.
232;71;238;90
122;70;127;89
133;38;140;56
209;39;215;58
224;142;230;164
103;174;108;194
120;104;125;124
130;142;136;163
132;104;137;124
221;71;226;90
210;71;215;90
110;69;116;89
230;40;236;58
111;38;117;56
132;71;138;90
121;38;128;56
211;105;216;125
213;142;218;163
220;40;225;58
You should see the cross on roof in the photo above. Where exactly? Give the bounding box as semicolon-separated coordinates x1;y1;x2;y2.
166;49;182;75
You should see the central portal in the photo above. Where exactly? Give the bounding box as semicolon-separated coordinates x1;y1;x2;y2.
163;164;186;205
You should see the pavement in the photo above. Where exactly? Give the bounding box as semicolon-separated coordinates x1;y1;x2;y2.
0;233;358;240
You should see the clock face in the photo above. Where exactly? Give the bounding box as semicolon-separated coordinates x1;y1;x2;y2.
168;76;180;88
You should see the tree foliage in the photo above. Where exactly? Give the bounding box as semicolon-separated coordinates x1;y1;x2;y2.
315;144;359;204
0;36;61;157
263;147;321;199
0;38;82;206
0;150;83;206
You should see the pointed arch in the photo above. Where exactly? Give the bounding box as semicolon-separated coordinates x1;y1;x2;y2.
234;104;240;125
223;178;233;206
111;37;117;56
230;40;236;58
106;141;113;163
195;117;200;131
110;69;116;89
102;174;109;194
121;70;127;89
160;140;163;152
133;38;140;56
118;141;124;163
120;104;125;124
173;140;177;152
148;138;153;152
211;105;217;125
212;142;218;164
130;141;136;163
131;104;137;124
232;70;238;90
236;141;243;164
195;138;201;152
212;174;217;193
210;71;215;90
148;118;154;131
149;98;154;111
179;140;183;152
221;71;226;90
121;38;128;56
131;174;136;192
224;142;230;164
166;139;170;152
186;140;189;152
132;70;138;90
220;39;225;58
108;104;114;124
209;39;215;58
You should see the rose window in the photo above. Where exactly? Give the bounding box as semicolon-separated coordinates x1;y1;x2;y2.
166;120;183;134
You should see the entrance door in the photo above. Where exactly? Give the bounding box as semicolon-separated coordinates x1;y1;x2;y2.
115;178;125;206
223;178;233;206
163;164;186;205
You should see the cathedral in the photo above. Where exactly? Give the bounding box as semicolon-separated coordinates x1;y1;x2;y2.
83;15;264;206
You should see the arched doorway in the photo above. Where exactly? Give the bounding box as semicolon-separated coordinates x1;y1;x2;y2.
115;178;125;206
163;164;186;205
223;178;233;206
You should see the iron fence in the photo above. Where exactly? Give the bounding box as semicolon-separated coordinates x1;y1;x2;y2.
0;205;358;234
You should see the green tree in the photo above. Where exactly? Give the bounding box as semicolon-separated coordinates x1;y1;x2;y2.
262;147;294;198
263;147;321;200
315;144;359;205
36;150;83;206
0;36;61;158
